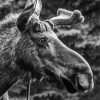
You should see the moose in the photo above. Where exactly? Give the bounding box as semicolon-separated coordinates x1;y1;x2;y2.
0;0;94;99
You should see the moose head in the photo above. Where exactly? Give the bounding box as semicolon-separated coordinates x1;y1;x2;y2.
16;0;94;94
0;0;94;98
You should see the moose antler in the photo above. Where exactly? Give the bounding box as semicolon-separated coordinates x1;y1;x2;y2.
48;8;84;27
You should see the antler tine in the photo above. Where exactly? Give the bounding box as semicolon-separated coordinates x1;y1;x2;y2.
49;8;84;26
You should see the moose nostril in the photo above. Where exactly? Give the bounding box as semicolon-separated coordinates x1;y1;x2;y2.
61;77;77;93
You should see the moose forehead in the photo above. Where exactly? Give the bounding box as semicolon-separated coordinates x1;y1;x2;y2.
28;19;57;38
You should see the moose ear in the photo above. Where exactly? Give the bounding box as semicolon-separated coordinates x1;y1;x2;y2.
17;0;42;32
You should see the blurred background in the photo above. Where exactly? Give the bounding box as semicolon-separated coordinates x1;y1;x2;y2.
0;0;100;100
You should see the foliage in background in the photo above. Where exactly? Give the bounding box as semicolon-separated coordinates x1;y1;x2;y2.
0;0;100;100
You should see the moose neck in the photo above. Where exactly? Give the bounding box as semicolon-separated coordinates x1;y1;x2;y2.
0;61;24;97
15;35;44;79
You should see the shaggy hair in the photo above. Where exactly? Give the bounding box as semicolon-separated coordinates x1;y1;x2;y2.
0;13;20;51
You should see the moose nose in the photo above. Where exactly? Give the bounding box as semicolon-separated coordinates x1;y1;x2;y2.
61;72;94;94
54;39;94;93
63;48;94;93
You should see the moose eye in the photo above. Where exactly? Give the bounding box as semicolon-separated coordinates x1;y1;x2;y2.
39;36;49;46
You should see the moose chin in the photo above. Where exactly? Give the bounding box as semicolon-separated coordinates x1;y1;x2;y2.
0;0;94;100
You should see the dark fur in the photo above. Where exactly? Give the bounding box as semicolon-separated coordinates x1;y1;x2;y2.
0;13;43;97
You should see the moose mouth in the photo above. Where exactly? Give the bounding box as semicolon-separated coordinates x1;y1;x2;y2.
61;77;85;94
44;69;85;94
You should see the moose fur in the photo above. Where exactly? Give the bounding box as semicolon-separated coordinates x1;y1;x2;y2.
0;0;94;100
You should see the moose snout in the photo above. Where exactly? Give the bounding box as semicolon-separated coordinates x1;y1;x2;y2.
63;49;94;93
54;39;94;94
65;49;94;93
